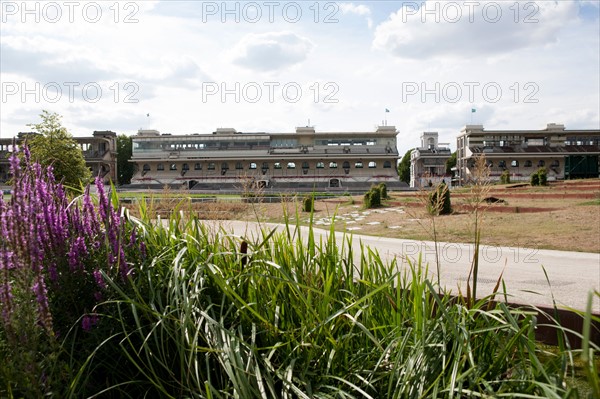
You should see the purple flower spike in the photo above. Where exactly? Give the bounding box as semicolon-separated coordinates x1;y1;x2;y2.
1;143;147;343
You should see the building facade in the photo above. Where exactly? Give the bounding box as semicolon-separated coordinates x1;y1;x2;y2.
0;131;118;185
410;132;452;188
129;126;401;190
456;123;600;185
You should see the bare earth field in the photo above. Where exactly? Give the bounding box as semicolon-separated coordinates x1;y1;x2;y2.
239;180;600;253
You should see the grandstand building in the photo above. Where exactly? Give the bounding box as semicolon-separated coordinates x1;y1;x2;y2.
129;126;402;191
410;132;452;188
456;123;600;185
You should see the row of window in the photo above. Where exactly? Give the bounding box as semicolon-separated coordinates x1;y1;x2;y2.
486;160;559;168
142;160;393;172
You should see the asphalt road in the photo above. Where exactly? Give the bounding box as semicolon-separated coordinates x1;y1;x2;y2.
200;220;600;313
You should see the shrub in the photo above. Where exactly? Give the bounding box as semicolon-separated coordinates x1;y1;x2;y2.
530;168;547;186
303;195;314;212
538;167;548;186
378;182;388;199
363;191;372;208
364;186;381;208
500;170;511;184
428;182;452;215
530;172;540;186
370;187;381;207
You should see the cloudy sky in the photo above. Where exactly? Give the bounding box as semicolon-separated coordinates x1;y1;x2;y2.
1;0;599;154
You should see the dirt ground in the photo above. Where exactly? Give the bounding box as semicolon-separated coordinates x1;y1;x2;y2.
238;181;600;253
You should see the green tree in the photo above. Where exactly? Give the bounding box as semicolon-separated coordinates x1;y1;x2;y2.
27;111;91;189
397;149;413;184
445;151;457;174
117;134;134;185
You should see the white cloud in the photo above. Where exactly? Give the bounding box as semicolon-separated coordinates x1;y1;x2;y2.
339;3;371;16
339;3;373;27
373;0;579;59
0;1;597;153
230;31;314;72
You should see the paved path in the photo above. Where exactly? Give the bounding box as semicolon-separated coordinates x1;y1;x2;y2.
202;220;600;313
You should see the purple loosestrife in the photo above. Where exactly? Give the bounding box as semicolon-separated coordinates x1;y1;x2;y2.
81;314;99;332
67;237;88;271
0;145;145;340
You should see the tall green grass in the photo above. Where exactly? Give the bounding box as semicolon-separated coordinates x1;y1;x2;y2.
65;204;598;398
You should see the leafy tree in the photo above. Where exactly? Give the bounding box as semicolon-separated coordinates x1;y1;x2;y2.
397;149;413;184
27;111;91;190
117;134;134;185
445;151;457;174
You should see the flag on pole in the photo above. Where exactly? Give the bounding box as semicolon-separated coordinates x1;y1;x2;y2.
385;108;390;113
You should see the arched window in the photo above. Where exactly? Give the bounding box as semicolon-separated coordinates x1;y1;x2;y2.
383;161;392;168
537;160;545;167
329;162;338;169
355;161;363;168
498;160;506;168
157;163;164;171
221;162;229;170
511;160;519;167
194;163;202;170
551;160;559;167
316;162;324;169
524;160;532;167
274;162;282;169
208;163;215;170
170;163;177;171
143;164;151;171
342;161;350;169
368;161;377;168
302;162;309;169
236;162;243;170
182;163;189;171
287;162;296;169
249;163;257;169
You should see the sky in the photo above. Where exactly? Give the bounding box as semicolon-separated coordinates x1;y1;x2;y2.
1;0;599;155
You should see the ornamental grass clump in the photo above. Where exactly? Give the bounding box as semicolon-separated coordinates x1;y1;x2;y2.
0;145;144;397
80;205;597;398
